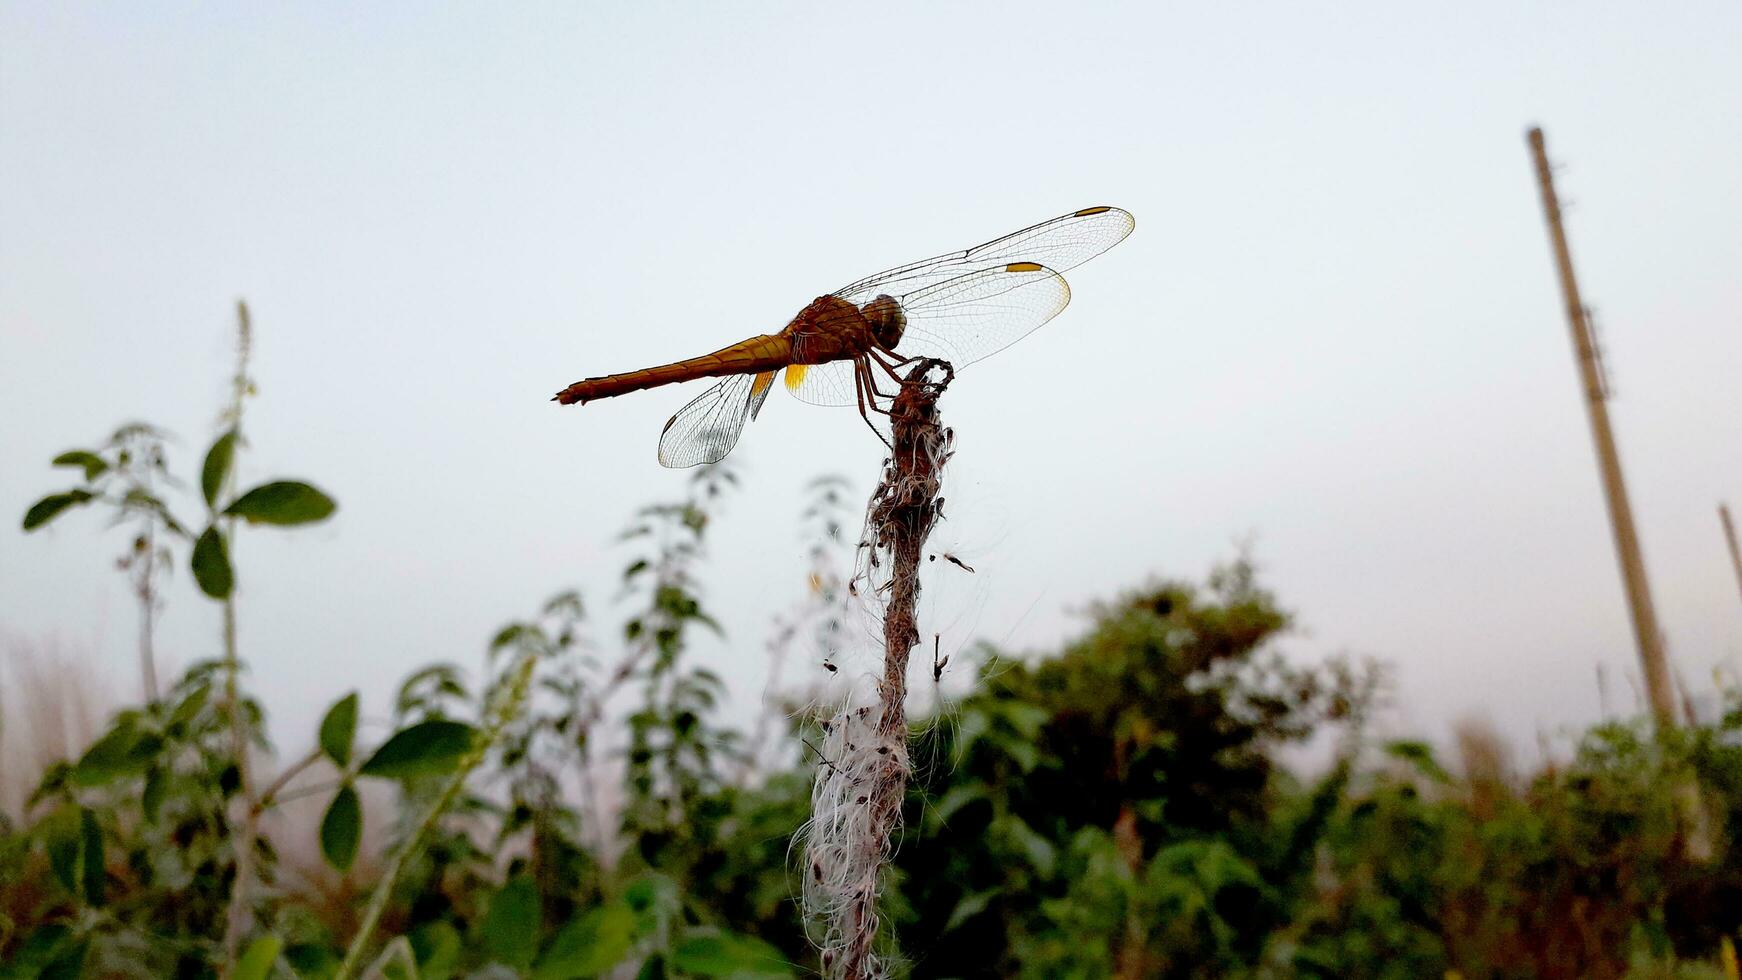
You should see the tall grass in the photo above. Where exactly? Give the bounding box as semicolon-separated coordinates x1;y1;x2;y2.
0;637;110;821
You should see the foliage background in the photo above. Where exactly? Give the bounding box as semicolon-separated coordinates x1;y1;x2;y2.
4;332;1742;978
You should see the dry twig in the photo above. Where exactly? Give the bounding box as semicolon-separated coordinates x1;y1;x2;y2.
805;358;954;979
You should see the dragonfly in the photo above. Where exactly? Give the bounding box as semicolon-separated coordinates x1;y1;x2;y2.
554;205;1134;467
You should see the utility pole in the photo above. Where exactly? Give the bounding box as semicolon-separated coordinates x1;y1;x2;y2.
1721;503;1742;610
1527;126;1678;732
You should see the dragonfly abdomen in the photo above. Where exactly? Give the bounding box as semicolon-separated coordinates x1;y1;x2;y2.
554;334;792;405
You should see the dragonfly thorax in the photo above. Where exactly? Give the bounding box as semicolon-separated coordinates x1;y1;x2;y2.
863;294;906;351
786;293;902;364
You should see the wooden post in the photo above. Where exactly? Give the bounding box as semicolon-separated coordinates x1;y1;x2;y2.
1527;126;1678;732
1721;504;1742;610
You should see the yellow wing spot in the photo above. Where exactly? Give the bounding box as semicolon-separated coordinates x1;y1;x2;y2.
751;370;774;398
1005;262;1045;273
1074;205;1112;216
784;364;808;391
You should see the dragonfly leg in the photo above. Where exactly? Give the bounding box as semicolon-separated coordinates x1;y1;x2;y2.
867;347;912;386
857;357;897;412
854;362;895;450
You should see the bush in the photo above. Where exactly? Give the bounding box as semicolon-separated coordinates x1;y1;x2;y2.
5;304;1740;978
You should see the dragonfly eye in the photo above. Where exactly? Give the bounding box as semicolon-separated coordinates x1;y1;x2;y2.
863;294;906;350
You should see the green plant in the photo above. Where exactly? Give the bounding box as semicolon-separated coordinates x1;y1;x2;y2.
11;299;1742;978
17;302;337;976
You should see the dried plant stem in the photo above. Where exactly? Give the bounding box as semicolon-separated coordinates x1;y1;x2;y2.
810;359;953;980
870;361;953;739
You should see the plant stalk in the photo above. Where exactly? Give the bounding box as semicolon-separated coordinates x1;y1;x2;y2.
136;526;160;702
824;359;952;980
333;651;539;980
217;299;259;974
220;590;257;971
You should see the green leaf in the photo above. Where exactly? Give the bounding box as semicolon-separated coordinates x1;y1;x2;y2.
192;525;234;599
40;940;90;980
119;487;187;536
535;903;638;979
373;937;420;980
284;942;342;979
1001;737;1041;774
226;480;336;526
234;935;283;980
997;701;1051;740
320;784;362;871
669;930;793;978
409;921;462;980
79;806;105;905
320;691;360;767
52;450;108;481
929;783;988;825
3;925;78;977
622;871;680;920
169;682;211;729
490;624;530;652
943;890;997;933
201;428;239;509
1384;739;1452;784
483;874;541;970
994;813;1056;877
359;720;477;780
142;766;167;822
22;489;96;531
74;724;161;786
42;808;80;894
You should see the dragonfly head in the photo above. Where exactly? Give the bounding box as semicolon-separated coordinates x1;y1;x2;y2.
863;294;906;351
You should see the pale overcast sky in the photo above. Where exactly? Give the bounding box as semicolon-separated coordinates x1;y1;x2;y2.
3;3;1740;757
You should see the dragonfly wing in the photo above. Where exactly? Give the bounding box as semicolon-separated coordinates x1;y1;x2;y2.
888;262;1072;368
657;373;759;468
749;370;776;419
784;361;859;407
833;206;1133;306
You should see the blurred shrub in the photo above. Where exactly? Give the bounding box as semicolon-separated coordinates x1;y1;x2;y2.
4;308;1741;978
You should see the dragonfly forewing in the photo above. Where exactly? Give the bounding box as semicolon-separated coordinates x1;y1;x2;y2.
831;206;1133;308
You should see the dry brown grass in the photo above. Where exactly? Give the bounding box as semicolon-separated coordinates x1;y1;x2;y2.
0;632;390;918
0;634;113;820
1453;715;1516;820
